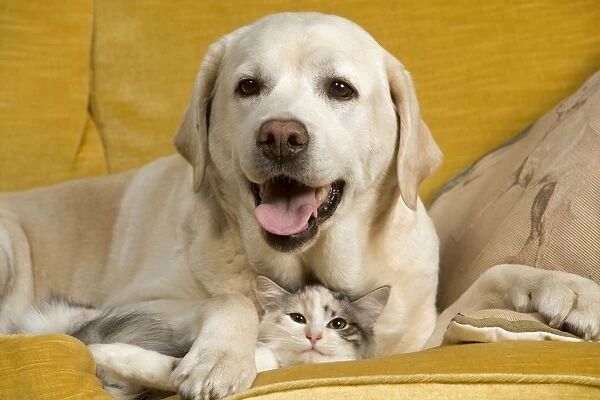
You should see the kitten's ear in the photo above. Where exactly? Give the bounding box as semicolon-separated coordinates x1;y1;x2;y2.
351;286;391;328
255;276;291;310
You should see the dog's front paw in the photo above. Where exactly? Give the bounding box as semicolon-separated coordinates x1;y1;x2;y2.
509;268;600;340
171;346;256;400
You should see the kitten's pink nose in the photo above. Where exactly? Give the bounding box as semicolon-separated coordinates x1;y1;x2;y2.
306;332;322;346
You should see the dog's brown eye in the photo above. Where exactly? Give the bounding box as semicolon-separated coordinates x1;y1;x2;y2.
328;80;356;100
289;313;306;324
237;79;260;96
327;318;347;329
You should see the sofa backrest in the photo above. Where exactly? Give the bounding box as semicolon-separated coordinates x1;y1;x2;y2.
1;1;599;203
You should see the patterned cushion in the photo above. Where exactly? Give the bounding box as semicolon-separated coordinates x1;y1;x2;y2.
431;71;600;310
443;309;582;345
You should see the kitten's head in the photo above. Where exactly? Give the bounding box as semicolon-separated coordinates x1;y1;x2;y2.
254;276;390;367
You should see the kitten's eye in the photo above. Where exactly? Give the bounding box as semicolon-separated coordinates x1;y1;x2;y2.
289;313;306;324
327;318;347;330
236;78;260;96
328;80;356;100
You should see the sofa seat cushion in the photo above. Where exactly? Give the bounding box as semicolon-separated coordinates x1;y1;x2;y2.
161;341;600;399
2;338;598;399
0;334;113;400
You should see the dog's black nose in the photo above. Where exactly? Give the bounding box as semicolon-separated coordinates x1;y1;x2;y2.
257;120;308;162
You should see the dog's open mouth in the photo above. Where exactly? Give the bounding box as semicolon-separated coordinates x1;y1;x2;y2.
250;177;344;251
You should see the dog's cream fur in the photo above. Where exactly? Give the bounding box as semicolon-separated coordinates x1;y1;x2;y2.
1;13;598;399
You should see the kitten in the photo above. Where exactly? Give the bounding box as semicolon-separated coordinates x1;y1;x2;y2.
254;276;390;372
9;279;390;397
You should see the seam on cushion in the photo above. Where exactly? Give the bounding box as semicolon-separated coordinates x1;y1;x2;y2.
233;382;600;400
73;0;108;171
73;113;107;170
231;374;600;399
75;0;109;172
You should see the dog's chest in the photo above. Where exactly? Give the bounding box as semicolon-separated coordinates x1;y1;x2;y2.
186;232;258;300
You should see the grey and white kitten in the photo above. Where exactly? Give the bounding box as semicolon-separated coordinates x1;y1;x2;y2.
9;278;390;398
254;276;390;371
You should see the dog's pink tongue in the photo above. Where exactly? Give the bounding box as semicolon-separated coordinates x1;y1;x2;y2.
255;184;318;236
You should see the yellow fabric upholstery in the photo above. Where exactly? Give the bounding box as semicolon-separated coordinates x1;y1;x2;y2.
0;335;112;400
0;1;106;191
172;342;600;399
2;335;597;399
248;341;600;386
233;384;594;400
2;1;599;202
2;2;600;400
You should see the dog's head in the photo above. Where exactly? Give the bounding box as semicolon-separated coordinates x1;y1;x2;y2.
175;13;441;253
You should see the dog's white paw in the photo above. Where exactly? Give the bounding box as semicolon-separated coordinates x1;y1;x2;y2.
171;346;256;400
507;267;600;340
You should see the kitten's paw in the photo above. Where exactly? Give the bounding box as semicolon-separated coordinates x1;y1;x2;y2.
171;347;256;400
506;267;600;340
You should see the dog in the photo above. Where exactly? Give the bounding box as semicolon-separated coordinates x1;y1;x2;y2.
1;12;598;399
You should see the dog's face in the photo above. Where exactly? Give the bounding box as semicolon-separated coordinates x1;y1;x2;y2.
175;13;441;253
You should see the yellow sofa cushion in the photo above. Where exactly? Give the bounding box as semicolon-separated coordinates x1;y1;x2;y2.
0;0;106;192
3;335;597;399
91;0;600;203
168;341;600;399
2;1;600;203
0;334;113;400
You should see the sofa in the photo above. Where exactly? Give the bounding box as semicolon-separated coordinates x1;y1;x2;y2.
1;1;599;399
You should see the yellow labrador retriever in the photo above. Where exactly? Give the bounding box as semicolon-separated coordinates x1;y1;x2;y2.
1;12;598;399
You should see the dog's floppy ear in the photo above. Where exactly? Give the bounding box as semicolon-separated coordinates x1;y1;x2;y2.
174;39;227;191
386;53;442;210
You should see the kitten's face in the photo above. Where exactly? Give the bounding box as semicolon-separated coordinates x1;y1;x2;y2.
255;277;390;368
